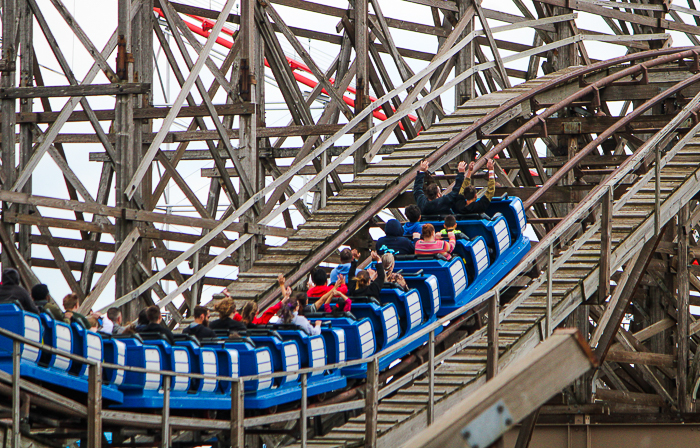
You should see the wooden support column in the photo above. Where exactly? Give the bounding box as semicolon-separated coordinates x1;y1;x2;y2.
115;0;139;320
239;0;259;272
133;0;154;299
1;0;18;269
231;380;244;447
353;0;370;174
599;186;613;304
678;204;690;412
365;358;379;448
455;0;474;106
487;290;499;379
18;0;33;264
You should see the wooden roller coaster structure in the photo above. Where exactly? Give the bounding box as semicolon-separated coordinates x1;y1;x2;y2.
3;0;700;447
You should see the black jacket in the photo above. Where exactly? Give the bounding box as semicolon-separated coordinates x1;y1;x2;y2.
210;317;247;333
453;196;491;215
182;323;216;341
0;268;39;314
139;322;175;343
413;172;464;216
348;260;385;300
377;219;415;255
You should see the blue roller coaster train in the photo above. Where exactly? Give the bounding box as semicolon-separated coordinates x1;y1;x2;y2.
0;196;529;412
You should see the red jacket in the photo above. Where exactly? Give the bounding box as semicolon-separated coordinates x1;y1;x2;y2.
307;284;348;298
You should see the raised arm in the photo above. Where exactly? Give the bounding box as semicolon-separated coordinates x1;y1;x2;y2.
459;161;475;195
485;159;496;201
413;160;429;210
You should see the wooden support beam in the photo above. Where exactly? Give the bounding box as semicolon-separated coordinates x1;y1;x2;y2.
594;230;665;362
399;330;597;448
599;186;613;303
0;83;147;98
606;350;676;368
594;388;667;408
677;204;690;412
79;227;140;314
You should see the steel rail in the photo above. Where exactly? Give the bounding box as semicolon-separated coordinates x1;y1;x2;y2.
255;46;700;308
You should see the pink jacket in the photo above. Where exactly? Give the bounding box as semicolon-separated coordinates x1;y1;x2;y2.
414;235;456;260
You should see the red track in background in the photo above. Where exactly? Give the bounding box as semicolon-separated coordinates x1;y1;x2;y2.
154;8;418;126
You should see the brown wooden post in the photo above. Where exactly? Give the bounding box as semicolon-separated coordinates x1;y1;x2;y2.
365;357;379;448
161;375;171;448
455;0;474;106
428;329;435;425
17;0;33;264
487;289;500;379
87;362;103;448
115;0;139;319
1;0;17;270
231;379;244;447
678;204;690;412
301;373;308;447
239;0;259;272
353;0;370;175
12;340;20;448
599;186;613;304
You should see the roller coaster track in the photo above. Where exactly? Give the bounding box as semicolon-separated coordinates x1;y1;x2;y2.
232;51;700;447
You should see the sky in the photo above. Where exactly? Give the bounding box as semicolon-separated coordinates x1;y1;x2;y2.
13;0;700;312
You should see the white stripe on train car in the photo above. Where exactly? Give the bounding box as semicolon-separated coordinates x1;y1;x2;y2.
256;350;273;390
112;340;126;385
283;343;300;383
172;348;190;391
53;324;72;371
310;336;326;376
383;307;399;344
406;291;423;330
225;349;239;379
22;315;41;363
144;348;162;391
450;261;467;296
201;349;218;393
86;332;102;363
359;321;375;358
512;198;526;233
495;218;510;253
474;239;489;275
333;328;346;363
426;275;440;314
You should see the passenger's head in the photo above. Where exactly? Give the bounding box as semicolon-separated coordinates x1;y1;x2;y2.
385;219;403;237
312;268;328;287
444;215;457;230
87;317;99;331
353;270;371;289
463;185;477;203
146;305;161;324
31;284;49;303
193;305;210;326
240;301;258;324
381;253;395;274
63;293;80;312
137;309;149;326
294;292;308;312
2;268;20;286
280;297;298;324
339;248;353;264
214;299;236;319
422;223;435;239
425;183;440;201
332;298;347;316
107;308;122;325
405;204;421;223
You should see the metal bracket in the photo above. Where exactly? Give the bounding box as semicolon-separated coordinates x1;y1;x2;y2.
461;400;514;448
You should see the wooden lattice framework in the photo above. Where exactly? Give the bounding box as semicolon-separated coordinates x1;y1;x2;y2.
6;0;700;447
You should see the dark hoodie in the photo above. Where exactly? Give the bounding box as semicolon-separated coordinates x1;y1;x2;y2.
0;268;39;314
377;219;415;255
